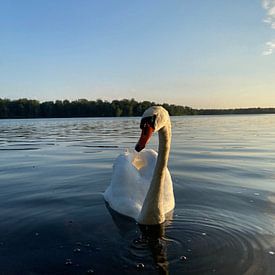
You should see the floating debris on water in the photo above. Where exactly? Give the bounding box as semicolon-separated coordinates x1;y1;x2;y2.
180;255;187;261
73;248;81;253
136;263;145;270
202;232;207;236
269;251;275;255
35;232;39;236
65;259;72;265
86;268;94;273
254;192;260;196
133;238;142;244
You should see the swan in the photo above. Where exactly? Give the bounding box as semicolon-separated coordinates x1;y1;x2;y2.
104;106;175;225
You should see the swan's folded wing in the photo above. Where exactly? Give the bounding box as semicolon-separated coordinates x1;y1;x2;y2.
138;149;157;180
104;153;144;219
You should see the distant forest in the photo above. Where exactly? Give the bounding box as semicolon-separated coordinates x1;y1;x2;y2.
0;98;275;118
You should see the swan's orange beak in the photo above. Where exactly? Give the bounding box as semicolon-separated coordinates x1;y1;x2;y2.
135;126;154;152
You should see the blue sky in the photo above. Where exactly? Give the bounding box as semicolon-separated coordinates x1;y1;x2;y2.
0;0;274;108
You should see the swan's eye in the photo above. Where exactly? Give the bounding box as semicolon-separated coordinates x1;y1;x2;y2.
140;115;156;130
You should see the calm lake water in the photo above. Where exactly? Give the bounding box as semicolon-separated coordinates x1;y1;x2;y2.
0;115;275;274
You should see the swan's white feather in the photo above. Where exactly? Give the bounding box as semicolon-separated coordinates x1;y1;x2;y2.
104;149;174;220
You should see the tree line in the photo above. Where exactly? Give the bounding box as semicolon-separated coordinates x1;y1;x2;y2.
0;98;274;119
197;108;275;115
0;98;195;118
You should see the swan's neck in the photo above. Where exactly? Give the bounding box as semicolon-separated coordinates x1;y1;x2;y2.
137;121;171;225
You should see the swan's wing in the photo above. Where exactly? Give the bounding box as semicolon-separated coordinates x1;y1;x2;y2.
104;152;147;219
138;149;157;180
104;153;138;198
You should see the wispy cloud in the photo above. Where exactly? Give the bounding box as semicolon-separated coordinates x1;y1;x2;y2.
262;40;275;55
262;0;275;55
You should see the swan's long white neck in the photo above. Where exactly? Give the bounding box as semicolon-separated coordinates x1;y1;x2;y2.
137;120;171;225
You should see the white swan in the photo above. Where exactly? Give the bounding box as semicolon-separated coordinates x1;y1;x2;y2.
104;106;175;225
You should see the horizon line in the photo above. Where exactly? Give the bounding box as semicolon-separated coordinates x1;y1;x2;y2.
1;97;275;110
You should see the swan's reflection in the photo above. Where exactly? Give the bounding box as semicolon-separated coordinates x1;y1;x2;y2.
105;202;172;274
137;223;169;274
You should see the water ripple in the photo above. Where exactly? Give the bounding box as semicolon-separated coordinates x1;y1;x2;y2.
163;207;274;274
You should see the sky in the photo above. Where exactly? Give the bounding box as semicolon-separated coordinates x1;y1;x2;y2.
0;0;274;108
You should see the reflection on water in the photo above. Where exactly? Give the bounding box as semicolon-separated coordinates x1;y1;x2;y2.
0;115;275;274
106;202;171;274
137;224;169;275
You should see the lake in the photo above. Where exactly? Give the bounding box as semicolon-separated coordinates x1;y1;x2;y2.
0;115;275;274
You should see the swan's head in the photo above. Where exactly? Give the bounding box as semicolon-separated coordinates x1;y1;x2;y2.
135;106;170;152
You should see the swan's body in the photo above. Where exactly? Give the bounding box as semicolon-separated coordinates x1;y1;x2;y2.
104;149;174;220
104;106;175;225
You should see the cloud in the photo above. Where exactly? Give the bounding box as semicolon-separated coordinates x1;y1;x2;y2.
262;40;275;55
262;0;275;55
262;0;275;28
262;0;275;14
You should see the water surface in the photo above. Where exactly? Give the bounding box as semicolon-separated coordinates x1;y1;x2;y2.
0;115;275;274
